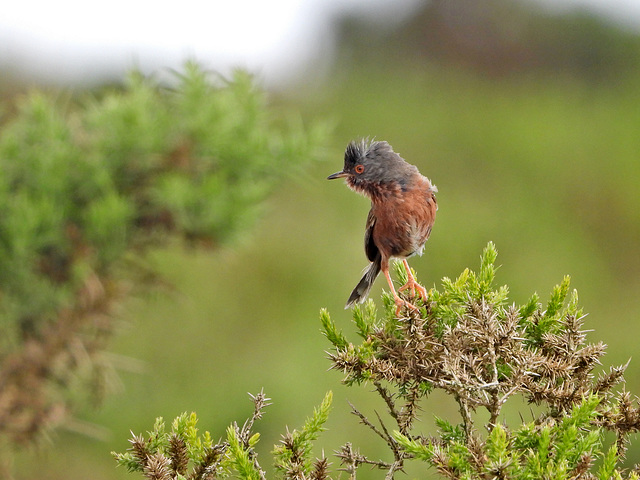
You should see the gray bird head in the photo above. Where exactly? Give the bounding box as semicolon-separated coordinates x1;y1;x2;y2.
327;139;416;194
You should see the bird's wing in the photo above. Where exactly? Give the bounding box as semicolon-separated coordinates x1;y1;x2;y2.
364;208;379;262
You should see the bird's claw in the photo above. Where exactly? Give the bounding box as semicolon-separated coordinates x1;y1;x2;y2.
398;278;428;302
393;296;420;316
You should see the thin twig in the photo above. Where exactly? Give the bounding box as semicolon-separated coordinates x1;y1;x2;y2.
374;381;401;423
374;409;406;464
349;402;389;444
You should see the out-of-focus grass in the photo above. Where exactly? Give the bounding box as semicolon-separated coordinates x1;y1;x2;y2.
14;64;640;479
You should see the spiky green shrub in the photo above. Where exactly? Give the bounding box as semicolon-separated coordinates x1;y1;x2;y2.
322;243;640;479
113;391;333;480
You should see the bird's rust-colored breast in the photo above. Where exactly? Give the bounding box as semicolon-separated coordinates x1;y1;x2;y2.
370;175;437;259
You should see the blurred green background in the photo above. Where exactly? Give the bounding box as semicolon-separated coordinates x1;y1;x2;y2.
4;1;640;478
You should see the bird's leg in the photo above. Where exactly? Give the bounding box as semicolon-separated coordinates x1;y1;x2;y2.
382;266;418;316
398;260;428;302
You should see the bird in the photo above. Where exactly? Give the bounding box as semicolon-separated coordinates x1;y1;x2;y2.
328;139;437;315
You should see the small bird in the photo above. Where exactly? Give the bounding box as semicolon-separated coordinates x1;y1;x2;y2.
328;139;437;314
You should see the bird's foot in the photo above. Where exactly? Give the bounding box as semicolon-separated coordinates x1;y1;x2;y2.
398;277;428;303
393;295;420;316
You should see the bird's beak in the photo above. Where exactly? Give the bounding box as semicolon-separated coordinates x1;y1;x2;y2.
327;171;349;180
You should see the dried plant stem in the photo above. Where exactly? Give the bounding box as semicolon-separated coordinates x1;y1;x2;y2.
236;391;270;480
374;381;401;425
455;394;474;441
487;389;501;431
349;403;389;447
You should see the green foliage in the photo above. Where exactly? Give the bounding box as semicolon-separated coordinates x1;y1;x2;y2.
113;391;332;480
113;409;227;480
395;396;606;480
227;426;262;480
352;300;378;339
0;62;327;448
272;391;333;478
320;308;349;350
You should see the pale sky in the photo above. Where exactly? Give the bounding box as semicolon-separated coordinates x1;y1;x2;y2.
1;0;639;87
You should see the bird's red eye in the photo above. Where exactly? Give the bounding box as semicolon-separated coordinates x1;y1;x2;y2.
355;164;365;174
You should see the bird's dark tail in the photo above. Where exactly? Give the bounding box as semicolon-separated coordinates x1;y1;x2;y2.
345;256;381;308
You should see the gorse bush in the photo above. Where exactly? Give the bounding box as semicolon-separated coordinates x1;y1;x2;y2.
115;243;640;479
322;243;640;479
0;62;326;451
113;391;333;480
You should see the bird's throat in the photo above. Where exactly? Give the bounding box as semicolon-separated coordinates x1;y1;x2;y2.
347;177;403;202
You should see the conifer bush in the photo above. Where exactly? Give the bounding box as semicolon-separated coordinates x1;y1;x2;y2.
115;243;640;480
0;62;326;449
